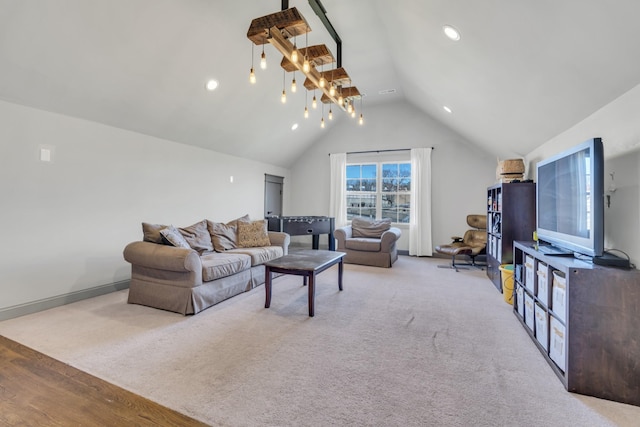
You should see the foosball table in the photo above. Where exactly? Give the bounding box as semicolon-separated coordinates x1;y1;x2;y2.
266;216;335;251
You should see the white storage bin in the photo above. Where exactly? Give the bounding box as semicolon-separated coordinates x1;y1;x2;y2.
524;293;535;332
552;271;567;322
537;262;549;306
549;316;566;372
516;284;525;318
534;303;549;351
525;255;535;293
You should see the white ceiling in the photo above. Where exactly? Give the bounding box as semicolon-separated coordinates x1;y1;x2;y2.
2;0;640;167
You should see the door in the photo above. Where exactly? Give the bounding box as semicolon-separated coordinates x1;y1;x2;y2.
264;174;284;217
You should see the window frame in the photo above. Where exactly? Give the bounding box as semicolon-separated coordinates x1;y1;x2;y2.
345;161;411;224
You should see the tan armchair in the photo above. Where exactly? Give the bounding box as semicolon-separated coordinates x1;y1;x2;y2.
334;217;401;268
435;214;487;271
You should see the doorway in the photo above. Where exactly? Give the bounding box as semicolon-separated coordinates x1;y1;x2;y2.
264;174;284;217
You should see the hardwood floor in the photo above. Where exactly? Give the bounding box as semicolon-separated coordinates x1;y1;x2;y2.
0;335;209;426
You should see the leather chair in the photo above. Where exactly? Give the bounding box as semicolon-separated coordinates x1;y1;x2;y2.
435;214;487;271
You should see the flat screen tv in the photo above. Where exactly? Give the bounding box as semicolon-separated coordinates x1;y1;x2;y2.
536;137;604;257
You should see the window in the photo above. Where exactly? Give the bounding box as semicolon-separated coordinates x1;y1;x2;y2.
346;162;411;223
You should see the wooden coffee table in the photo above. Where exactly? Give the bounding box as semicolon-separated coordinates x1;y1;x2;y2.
264;250;346;317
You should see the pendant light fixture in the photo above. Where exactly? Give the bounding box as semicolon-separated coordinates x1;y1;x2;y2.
359;96;364;125
302;27;310;72
247;5;365;126
249;43;257;84
291;71;297;93
304;91;309;118
281;70;287;103
328;66;335;96
318;61;326;88
260;44;267;70
291;37;298;63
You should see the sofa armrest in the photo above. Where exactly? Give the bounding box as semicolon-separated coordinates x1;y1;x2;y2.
123;241;201;272
268;231;290;255
334;226;353;250
380;227;402;252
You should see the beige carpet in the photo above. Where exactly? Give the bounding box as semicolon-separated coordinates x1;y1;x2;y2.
1;256;639;426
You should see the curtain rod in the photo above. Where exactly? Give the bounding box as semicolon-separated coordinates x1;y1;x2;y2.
329;147;434;156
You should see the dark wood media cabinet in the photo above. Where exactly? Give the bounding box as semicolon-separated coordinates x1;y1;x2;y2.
486;183;536;291
513;241;640;406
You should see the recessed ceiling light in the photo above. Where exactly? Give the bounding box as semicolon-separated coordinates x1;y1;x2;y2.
443;106;452;113
205;79;219;91
443;25;461;41
291;123;299;131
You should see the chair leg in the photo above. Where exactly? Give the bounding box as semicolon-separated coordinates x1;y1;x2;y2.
469;254;487;270
437;255;470;272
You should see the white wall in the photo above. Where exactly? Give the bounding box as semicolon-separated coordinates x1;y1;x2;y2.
603;151;640;265
0;100;289;311
287;100;496;251
525;82;640;266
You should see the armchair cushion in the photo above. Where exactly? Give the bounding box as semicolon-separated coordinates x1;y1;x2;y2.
351;217;391;238
345;238;381;252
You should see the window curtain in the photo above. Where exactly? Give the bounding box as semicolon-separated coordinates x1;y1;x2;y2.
409;148;433;256
329;153;348;228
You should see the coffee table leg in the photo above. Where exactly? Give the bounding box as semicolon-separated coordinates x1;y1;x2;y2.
338;258;343;291
308;273;315;317
265;266;272;308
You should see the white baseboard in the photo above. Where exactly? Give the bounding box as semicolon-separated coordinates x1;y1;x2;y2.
0;280;130;321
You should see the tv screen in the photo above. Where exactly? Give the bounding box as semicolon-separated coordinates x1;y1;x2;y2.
536;138;604;257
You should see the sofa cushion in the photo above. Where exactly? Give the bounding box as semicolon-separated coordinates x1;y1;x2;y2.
344;237;382;252
200;252;251;281
207;214;251;252
159;225;191;249
227;246;284;266
237;220;270;248
142;222;167;244
351;217;391;238
179;220;213;253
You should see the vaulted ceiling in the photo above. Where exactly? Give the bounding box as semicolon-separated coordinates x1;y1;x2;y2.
2;0;640;167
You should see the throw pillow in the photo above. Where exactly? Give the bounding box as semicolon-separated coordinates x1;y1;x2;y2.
207;221;237;252
351;217;392;238
142;222;167;244
179;220;213;253
207;215;250;252
159;225;191;249
237;220;271;248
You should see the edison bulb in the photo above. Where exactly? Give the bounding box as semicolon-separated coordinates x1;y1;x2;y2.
260;51;267;69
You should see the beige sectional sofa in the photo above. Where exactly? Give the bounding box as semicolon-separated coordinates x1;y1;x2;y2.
123;216;289;315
